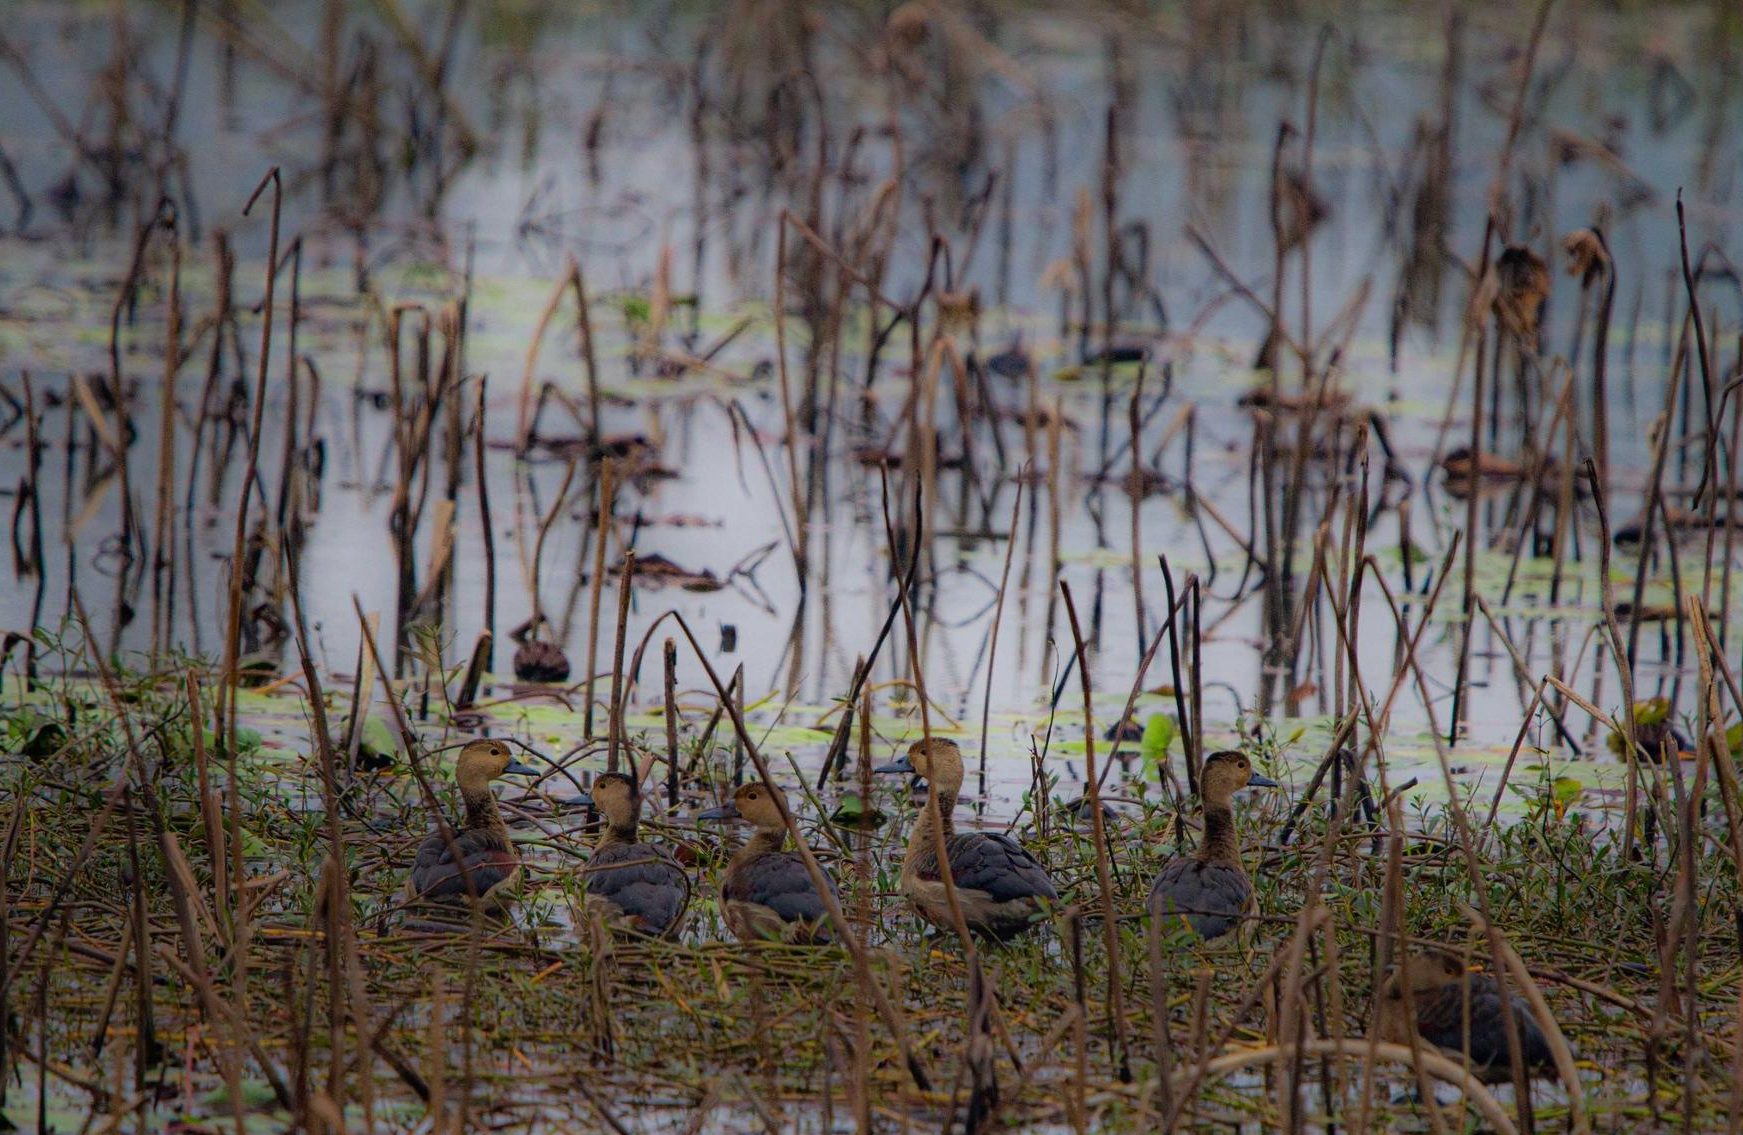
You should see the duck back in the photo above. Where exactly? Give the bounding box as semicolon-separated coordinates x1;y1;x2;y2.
906;831;1057;941
723;851;839;943
586;842;690;937
1147;856;1251;942
406;828;521;910
1414;973;1554;1083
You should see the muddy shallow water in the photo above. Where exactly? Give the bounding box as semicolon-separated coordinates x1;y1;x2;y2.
1;0;1739;822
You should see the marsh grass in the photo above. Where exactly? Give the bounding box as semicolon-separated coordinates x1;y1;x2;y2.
3;647;1740;1132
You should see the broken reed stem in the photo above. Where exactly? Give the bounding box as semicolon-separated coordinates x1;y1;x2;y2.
1450;0;1556;743
664;612;931;1092
1058;582;1130;1083
976;481;1024;790
214;168;281;1021
663;637;679;810
583;459;616;738
774;212;810;591
607;550;635;773
150;207;182;661
473;377;496;669
529;456;578;634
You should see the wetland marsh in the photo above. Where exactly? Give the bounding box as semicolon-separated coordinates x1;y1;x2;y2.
1;1;1742;1131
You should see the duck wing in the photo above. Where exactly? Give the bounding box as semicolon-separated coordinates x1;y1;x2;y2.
586;842;690;935
1147;857;1249;941
1416;974;1554;1075
913;832;1058;904
408;828;518;903
727;851;839;924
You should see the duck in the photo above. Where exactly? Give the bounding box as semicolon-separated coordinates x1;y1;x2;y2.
1377;951;1556;1083
403;739;540;912
1148;749;1277;943
876;738;1058;942
699;781;840;944
583;771;690;937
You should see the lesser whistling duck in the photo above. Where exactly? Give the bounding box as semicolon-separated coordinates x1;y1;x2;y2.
1377;952;1556;1083
876;738;1058;942
584;771;690;937
403;739;539;911
699;781;841;944
1148;749;1277;943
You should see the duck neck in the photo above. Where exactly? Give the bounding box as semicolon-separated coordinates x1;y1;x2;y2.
597;810;639;848
1199;797;1239;865
737;824;788;865
903;785;958;875
460;783;507;838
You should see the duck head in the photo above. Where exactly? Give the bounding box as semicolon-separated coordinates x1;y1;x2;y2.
1382;950;1467;1000
454;739;539;793
699;781;790;831
1198;749;1276;805
590;771;643;832
876;737;965;795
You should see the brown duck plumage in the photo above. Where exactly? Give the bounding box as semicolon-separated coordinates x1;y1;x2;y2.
879;738;1057;942
1148;750;1276;942
1377;952;1557;1083
584;772;690;937
403;739;539;912
702;782;839;944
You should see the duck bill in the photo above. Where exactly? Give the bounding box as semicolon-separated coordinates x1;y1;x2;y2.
1247;773;1279;788
873;755;915;775
503;760;541;776
697;802;741;821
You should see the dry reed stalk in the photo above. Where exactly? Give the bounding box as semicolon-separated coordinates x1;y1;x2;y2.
1059;583;1130;1081
773;216;810;590
514;265;574;448
529;456;577;635
213;168;282;1028
1582;464;1645;862
664;612;930;1091
186;670;229;934
150;208;182;659
583;459;617;737
663;637;680;809
105;201;175;628
472;379;497;668
607;550;636;773
1449;0;1557;740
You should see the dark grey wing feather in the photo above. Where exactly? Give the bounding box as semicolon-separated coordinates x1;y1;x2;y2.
1419;975;1554;1074
1147;857;1249;940
728;851;838;924
586;843;690;935
914;833;1057;904
409;828;517;902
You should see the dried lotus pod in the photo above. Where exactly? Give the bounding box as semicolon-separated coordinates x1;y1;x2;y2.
1562;228;1610;287
1492;244;1550;341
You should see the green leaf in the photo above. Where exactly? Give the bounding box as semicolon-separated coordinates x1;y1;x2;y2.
1634;697;1671;727
1140;714;1177;765
361;717;398;762
828;793;887;828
